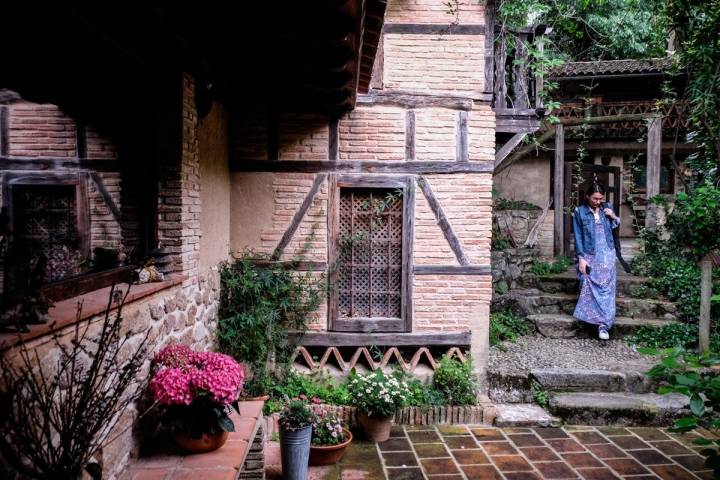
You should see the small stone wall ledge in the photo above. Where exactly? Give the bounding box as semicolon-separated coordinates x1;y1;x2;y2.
121;400;265;480
0;274;186;350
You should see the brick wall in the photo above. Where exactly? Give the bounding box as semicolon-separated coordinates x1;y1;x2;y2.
230;108;267;160
278;113;329;160
386;0;484;24
415;108;456;160
338;106;406;160
468;104;495;162
7;103;77;157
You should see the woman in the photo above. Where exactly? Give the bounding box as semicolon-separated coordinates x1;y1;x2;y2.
572;183;621;340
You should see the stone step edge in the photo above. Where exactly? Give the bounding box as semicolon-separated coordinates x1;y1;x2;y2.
527;313;677;326
264;402;496;439
493;403;561;428
518;292;676;306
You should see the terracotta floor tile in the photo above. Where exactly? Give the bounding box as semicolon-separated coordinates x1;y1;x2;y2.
407;430;442;443
672;455;707;471
508;434;545;447
390;426;407;438
427;475;464;480
571;431;610;445
533;461;578;479
520;446;562;462
461;464;503;479
696;470;716;480
505;428;533;434
505;473;543;480
492;455;534;472
483;441;519;455
386;467;425;480
628;449;673;465
535;428;571;439
131;470;171;480
173;470;237;480
652;441;695;456
450;449;490;465
547;438;586;453
603;458;650;475
406;425;435;431
472;428;505;441
443;436;478;450
608;435;651;450
650;464;699;480
437;425;471;436
414;443;450;458
420;458;460;476
575;467;620;480
586;443;628;459
629;428;673;441
379;438;412;452
382;451;419;467
596;427;630;436
562;453;604;469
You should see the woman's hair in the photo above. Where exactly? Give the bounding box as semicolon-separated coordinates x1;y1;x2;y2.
585;182;606;198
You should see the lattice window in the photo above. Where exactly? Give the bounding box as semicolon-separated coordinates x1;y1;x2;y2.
337;188;403;320
13;185;85;282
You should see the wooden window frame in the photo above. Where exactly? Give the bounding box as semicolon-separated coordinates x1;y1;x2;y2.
327;174;415;333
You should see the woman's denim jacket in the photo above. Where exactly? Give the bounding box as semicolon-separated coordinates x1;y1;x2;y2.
572;202;620;259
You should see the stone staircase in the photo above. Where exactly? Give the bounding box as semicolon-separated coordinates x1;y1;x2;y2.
490;268;689;427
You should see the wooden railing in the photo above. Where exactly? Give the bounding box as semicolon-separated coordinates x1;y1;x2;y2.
557;101;689;137
493;27;547;115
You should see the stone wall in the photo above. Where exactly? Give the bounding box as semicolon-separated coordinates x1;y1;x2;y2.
491;248;540;294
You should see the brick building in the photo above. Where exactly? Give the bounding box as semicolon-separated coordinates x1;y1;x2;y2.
0;1;496;477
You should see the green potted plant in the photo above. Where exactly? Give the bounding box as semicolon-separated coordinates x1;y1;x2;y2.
347;369;411;442
149;344;245;453
309;402;353;466
279;395;317;480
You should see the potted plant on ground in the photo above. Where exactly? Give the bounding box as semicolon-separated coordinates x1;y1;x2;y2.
149;344;245;453
347;369;411;442
279;395;316;480
309;403;353;466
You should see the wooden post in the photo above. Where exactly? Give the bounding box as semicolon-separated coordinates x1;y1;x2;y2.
646;115;662;228
699;256;713;353
512;32;529;110
554;124;564;256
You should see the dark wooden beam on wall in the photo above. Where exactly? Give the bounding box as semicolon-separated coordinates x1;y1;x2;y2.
357;90;474;111
484;0;495;95
0;106;8;156
402;175;415;333
0;156;122;172
417;176;470;266
495;132;527;169
405;110;416;160
231;159;493;174
553;124;565;256
88;172;122;224
414;265;491;275
456;111;469;162
646;115;662;228
290;330;471;346
272;173;327;260
328;116;339;160
383;24;485;35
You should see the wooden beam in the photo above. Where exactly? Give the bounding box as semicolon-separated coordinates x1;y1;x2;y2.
0;106;8;156
645;115;662;228
383;24;485;35
272;173;327;260
456;111;469;162
554;124;565;256
495;128;556;174
405;110;416;160
414;265;491;275
417;176;470;265
231;159;493;174
699;257;713;353
328;116;339;160
357;91;473;110
495;132;527;168
290;330;471;346
76;121;87;159
402;176;415;332
484;0;495;95
88;172;122;224
0;156;122;172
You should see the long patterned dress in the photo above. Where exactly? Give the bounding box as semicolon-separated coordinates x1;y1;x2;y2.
573;215;617;331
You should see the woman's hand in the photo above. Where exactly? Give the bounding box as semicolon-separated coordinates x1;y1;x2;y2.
603;207;616;220
578;257;589;275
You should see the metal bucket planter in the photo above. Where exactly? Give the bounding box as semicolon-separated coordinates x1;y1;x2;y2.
280;424;312;480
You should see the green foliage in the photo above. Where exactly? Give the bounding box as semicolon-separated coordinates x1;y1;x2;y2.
272;371;350;406
404;376;448;407
217;251;324;375
490;311;528;347
666;185;720;259
278;398;316;431
646;347;720;475
493;196;541;211
531;381;550;408
432;356;479;406
627;323;699;350
531;256;573;276
494;280;509;295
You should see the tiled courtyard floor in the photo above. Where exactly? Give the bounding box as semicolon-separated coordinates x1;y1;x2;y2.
266;425;716;479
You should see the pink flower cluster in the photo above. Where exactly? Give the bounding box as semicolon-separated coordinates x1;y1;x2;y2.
149;344;244;406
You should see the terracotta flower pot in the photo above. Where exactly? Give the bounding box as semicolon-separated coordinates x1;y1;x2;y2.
174;430;229;454
358;413;393;442
241;394;270;402
309;428;353;466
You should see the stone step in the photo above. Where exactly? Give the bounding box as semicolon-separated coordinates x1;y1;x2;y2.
528;313;678;339
494;404;560;428
521;271;655;298
530;367;657;394
549;392;689;426
512;292;677;320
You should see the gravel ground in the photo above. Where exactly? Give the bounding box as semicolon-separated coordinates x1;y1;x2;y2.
489;336;658;375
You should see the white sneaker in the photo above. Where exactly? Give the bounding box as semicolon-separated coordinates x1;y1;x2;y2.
599;330;610;341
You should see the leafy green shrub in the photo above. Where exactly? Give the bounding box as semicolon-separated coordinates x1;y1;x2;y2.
273;371;350;406
531;381;550;408
531;256;573;276
404;376;446;406
490;311;528;347
666;184;720;259
432;356;478;406
627;323;699;350
494;196;541;211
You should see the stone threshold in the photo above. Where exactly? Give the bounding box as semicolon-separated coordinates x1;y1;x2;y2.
121;400;265;480
0;274;186;350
